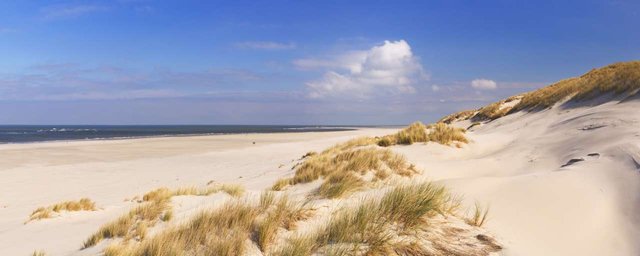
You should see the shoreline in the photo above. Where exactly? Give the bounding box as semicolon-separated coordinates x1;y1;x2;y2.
0;125;376;146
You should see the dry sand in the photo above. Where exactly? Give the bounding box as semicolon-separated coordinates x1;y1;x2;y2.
394;99;640;256
2;99;639;256
0;128;394;255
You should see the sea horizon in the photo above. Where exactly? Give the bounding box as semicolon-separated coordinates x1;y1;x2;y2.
0;124;395;144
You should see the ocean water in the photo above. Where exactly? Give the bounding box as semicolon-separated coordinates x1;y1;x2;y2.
0;125;356;144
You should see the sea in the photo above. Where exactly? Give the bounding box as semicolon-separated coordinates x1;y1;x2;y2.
0;125;357;144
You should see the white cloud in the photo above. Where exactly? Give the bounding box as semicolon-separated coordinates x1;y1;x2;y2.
302;40;428;99
235;41;296;50
431;84;440;92
470;79;497;90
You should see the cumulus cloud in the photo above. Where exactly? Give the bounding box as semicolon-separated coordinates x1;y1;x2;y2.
470;79;497;90
301;40;428;99
235;41;296;50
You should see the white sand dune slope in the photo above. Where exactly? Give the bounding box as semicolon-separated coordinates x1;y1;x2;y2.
393;99;640;256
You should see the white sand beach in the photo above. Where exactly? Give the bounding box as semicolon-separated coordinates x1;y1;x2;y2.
0;129;393;255
2;100;639;256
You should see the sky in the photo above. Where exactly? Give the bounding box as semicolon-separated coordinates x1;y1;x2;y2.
0;0;638;125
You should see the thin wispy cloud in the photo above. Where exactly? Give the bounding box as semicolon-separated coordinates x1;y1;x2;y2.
41;4;109;20
0;64;267;101
235;41;296;50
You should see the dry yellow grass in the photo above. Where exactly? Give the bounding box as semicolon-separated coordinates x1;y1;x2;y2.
377;121;428;146
439;109;477;124
513;61;640;111
275;234;318;256
31;250;46;256
318;171;366;198
27;198;96;222
289;146;417;198
394;121;429;145
270;123;469;196
96;180;498;256
377;121;468;147
294;182;458;255
428;123;469;145
147;184;245;199
271;178;292;191
468;202;490;227
84;183;245;248
104;201;257;256
254;195;314;252
83;199;170;248
439;61;640;123
101;191;316;256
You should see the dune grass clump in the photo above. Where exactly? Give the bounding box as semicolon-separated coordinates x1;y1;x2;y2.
394;121;429;145
439;109;477;124
428;122;469;145
271;178;293;191
31;250;46;256
275;234;318;256
378;182;452;227
254;195;315;251
474;101;509;121
104;201;258;256
152;184;245;198
97;180;499;256
83;199;170;248
27;198;97;222
292;146;417;198
104;193;315;256
377;121;428;146
102;182;456;256
377;121;468;147
468;202;490;227
84;183;246;248
304;182;458;255
318;172;366;198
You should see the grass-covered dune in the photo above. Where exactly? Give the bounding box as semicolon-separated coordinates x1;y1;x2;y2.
440;61;640;123
76;122;500;256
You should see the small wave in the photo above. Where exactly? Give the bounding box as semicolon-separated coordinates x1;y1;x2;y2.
37;128;98;133
0;132;29;135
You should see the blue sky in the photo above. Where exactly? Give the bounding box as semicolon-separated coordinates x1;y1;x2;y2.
0;0;638;125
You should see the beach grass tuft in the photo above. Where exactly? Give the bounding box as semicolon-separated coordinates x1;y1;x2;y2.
428;123;469;145
31;250;46;256
468;202;490;227
27;198;96;222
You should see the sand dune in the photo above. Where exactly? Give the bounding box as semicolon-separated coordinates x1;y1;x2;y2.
394;99;640;255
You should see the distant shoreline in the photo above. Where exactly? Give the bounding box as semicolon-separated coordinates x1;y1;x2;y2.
0;125;378;145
